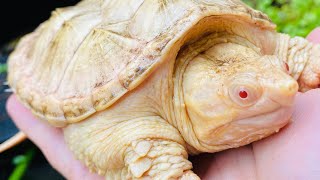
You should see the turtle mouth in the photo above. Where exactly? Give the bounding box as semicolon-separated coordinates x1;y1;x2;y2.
228;107;292;144
234;107;292;127
205;107;292;151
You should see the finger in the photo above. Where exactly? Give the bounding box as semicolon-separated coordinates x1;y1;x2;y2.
307;27;320;43
191;146;257;180
6;95;103;180
6;95;62;151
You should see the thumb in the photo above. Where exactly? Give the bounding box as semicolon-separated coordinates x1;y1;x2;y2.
307;27;320;43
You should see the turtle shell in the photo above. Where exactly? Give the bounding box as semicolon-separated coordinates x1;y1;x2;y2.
7;0;274;126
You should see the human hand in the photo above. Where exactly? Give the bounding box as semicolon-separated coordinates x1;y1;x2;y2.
6;95;103;180
6;28;320;179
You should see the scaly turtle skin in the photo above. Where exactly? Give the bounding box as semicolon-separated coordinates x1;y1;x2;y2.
6;0;320;179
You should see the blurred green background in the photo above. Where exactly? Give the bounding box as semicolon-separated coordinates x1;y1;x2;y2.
0;0;320;180
243;0;320;37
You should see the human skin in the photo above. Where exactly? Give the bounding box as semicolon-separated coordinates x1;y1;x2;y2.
6;28;320;180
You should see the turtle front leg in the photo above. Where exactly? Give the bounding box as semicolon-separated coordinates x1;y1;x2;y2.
276;34;320;92
63;115;199;179
124;139;199;179
297;42;320;92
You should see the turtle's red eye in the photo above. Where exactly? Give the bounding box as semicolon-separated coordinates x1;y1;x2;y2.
229;84;261;107
239;90;248;99
285;62;289;72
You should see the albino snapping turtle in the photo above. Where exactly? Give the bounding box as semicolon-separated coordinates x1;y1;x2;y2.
3;0;320;179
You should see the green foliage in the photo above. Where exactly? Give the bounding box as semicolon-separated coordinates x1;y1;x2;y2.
0;63;7;73
9;148;35;180
243;0;320;37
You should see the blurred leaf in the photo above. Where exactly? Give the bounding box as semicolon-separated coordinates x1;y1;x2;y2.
13;155;27;165
9;148;35;180
243;0;320;37
0;63;7;74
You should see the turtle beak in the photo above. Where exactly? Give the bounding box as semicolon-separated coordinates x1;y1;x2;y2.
268;77;299;107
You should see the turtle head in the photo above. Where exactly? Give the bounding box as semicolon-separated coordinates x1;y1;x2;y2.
182;42;298;152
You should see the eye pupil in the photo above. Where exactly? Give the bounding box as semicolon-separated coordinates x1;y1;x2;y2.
285;62;289;72
239;90;248;99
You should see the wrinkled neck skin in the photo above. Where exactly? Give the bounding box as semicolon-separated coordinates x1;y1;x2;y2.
172;20;299;154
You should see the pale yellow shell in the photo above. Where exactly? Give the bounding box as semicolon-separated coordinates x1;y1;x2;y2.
7;0;274;126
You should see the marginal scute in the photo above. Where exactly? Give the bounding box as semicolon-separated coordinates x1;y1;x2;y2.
45;96;66;126
8;0;275;125
62;97;95;123
92;76;128;111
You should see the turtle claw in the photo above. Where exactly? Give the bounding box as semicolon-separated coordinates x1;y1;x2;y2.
180;170;200;180
4;88;13;93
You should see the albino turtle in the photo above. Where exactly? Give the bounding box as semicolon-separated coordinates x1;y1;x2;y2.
2;0;320;179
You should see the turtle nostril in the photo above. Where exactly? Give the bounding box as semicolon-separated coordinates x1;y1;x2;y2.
280;80;299;96
289;82;298;94
270;80;298;107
